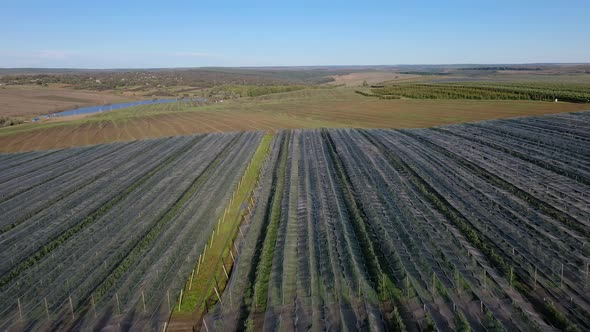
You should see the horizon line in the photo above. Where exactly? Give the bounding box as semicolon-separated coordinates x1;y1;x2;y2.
1;62;589;71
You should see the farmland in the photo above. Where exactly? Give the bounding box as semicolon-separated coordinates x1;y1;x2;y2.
325;72;422;86
1;110;589;331
0;131;264;330
200;111;590;331
1;65;590;154
0;67;356;91
1;88;588;153
360;82;590;103
0;85;137;118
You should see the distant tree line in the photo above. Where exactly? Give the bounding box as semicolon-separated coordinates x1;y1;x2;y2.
459;67;542;71
355;90;400;99
0;116;24;127
209;85;308;99
399;71;450;76
0;68;348;91
364;83;590;103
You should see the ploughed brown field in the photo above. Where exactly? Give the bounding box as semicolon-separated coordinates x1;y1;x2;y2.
0;85;136;118
326;72;421;86
0;88;587;153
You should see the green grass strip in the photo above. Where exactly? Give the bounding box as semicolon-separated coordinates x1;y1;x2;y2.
175;133;273;314
252;133;290;311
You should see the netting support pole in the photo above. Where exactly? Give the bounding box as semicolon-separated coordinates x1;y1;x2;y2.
222;263;229;280
214;286;223;306
69;295;75;320
142;291;146;314
92;294;97;318
432;273;436;294
534;265;537;290
381;273;385;298
560;263;564;288
115;292;120;315
197;254;202;275
178;289;183;312
406;276;410;297
167;290;171;313
203;319;210;332
17;297;23;321
44;297;49;319
189;269;195;290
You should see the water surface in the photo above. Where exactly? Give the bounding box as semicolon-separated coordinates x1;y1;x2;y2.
33;98;206;121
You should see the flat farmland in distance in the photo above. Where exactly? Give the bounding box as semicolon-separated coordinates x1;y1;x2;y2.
326;72;422;86
0;88;588;152
0;85;137;118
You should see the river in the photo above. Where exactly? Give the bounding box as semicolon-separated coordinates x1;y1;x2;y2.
32;97;207;121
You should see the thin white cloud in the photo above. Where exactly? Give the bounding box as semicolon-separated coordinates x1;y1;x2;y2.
170;51;219;58
38;50;74;60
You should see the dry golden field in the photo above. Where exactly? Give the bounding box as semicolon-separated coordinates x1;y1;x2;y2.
327;72;421;86
0;88;587;153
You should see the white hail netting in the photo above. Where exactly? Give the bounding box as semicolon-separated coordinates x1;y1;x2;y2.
0;132;264;330
2;111;590;330
203;113;589;331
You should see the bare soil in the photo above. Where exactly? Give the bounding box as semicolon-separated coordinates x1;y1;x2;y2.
327;72;421;86
0;85;137;118
0;96;587;153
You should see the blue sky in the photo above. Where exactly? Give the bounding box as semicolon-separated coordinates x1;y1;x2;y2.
0;0;588;68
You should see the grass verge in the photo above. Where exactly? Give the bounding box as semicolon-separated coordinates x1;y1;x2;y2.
173;133;273;316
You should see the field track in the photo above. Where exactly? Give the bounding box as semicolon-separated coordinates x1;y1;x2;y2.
0;111;589;331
